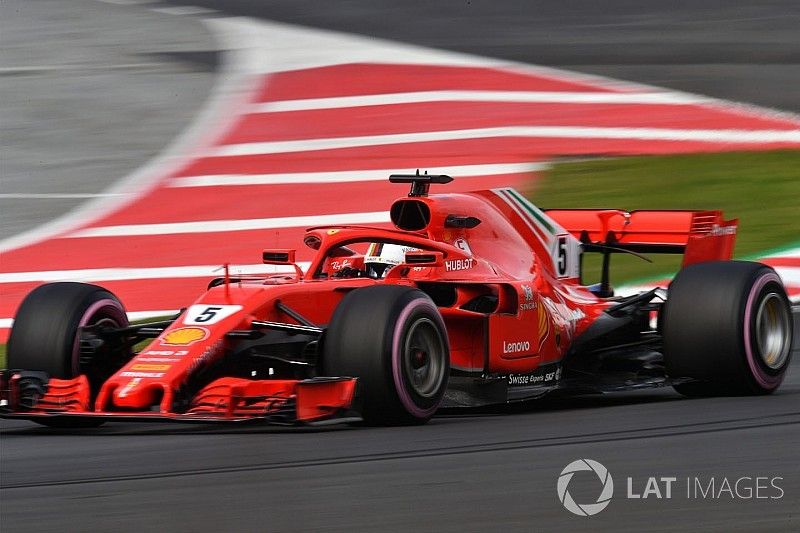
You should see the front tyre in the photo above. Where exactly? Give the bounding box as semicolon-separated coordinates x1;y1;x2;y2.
323;285;450;425
7;282;130;427
664;261;793;396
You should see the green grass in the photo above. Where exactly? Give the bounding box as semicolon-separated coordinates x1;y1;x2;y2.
528;150;800;286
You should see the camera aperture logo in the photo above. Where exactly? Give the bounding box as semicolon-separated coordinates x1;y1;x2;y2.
557;459;614;516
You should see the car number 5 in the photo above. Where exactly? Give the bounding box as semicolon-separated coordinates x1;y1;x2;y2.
183;304;243;325
194;306;222;323
556;236;568;277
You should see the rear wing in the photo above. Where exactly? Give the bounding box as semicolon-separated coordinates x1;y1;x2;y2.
543;209;738;266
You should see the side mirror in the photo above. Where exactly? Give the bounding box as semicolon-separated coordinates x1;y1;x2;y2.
404;251;444;267
262;249;302;279
263;249;296;264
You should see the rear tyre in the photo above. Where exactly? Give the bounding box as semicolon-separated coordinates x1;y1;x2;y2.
7;282;130;427
323;285;450;425
663;261;793;396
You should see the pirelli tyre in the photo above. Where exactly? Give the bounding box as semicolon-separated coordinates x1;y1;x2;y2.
323;285;450;425
664;261;793;396
7;282;130;427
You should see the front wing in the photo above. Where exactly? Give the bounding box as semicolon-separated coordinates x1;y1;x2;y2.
0;371;358;425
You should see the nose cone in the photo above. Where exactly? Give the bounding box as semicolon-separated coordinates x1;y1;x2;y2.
112;378;161;409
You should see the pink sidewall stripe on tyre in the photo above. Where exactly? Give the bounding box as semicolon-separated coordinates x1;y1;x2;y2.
391;298;448;419
743;272;788;390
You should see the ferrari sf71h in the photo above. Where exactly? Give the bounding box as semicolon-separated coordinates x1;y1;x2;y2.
1;173;794;427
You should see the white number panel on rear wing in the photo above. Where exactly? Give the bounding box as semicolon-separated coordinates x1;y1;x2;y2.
552;233;581;279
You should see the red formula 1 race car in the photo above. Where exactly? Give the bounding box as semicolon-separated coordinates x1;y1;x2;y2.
1;173;794;427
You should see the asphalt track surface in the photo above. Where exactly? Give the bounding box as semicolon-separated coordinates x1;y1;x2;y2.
2;1;800;531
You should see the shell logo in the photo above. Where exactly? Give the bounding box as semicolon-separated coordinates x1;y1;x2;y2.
131;363;171;371
161;327;209;346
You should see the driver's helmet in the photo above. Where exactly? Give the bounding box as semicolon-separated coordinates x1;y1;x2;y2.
364;243;419;278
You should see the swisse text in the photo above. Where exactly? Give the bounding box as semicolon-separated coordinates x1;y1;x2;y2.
503;340;531;354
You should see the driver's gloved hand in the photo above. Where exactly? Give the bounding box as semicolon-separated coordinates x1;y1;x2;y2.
333;266;364;278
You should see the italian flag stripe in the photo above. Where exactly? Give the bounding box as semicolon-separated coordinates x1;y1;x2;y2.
495;188;555;245
494;188;549;243
505;188;557;236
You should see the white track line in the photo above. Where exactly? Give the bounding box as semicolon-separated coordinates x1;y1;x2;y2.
618;266;800;297
126;311;178;320
1;311;177;330
214;126;800;157
169;162;547;188
68;211;390;238
766;266;799;286
0;193;126;199
96;0;154;5
0;63;170;74
766;246;800;258
0;262;312;283
253;90;710;113
151;6;216;16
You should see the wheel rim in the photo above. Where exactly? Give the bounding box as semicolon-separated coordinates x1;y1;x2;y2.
402;317;446;398
72;299;127;375
754;292;791;370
